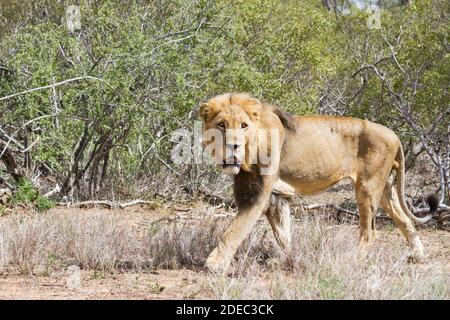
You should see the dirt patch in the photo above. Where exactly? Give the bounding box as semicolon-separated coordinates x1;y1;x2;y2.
0;269;213;300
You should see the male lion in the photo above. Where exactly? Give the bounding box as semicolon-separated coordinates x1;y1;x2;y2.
199;92;437;273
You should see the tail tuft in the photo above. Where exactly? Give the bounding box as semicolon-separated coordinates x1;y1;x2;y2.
426;194;440;214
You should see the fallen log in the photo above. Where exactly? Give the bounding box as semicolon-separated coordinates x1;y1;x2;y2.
299;203;359;216
298;202;450;222
56;199;153;209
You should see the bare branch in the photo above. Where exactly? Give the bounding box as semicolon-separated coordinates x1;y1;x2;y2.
57;199;153;209
301;203;359;216
154;17;207;40
0;76;110;102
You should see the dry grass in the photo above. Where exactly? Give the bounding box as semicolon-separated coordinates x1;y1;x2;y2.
0;212;137;273
0;210;226;274
208;214;450;299
0;209;448;299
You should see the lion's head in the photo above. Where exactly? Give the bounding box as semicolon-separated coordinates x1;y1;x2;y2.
199;93;263;175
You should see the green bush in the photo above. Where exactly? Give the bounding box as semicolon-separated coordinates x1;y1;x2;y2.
10;179;54;212
11;179;39;206
0;0;448;200
36;196;55;212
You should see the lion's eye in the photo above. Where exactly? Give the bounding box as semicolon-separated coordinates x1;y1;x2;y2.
241;123;248;129
217;122;225;128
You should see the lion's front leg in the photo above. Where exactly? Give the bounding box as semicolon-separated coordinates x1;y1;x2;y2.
205;209;264;273
206;173;277;273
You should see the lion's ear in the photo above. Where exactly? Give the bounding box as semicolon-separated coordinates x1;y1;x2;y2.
231;94;262;121
242;98;262;122
199;102;215;121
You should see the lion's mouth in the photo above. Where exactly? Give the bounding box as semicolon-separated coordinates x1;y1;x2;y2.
222;158;241;169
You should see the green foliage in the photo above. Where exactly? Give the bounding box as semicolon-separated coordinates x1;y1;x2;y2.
36;195;55;212
317;274;346;299
11;179;39;206
0;0;448;199
338;0;449;129
10;179;54;212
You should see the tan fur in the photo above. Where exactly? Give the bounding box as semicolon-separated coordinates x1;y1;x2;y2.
199;93;429;273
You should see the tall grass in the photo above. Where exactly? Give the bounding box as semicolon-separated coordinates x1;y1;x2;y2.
0;210;448;299
208;215;450;299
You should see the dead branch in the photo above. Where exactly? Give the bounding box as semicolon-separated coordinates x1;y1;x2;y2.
0;76;110;102
44;184;60;197
300;202;450;221
56;199;153;209
154;17;207;41
199;191;236;208
0;148;24;182
0;177;14;190
300;203;359;216
413;204;450;215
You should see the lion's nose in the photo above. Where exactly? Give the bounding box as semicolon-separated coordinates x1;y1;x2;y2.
226;143;241;150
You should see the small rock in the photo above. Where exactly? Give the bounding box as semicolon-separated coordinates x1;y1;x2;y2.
32;264;47;276
66;265;81;290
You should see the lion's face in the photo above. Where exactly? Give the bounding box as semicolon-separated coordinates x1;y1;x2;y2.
199;93;261;175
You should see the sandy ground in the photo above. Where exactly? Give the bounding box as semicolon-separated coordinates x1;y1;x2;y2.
0;269;212;300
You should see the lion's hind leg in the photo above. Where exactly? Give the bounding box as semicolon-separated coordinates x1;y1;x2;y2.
265;194;292;250
380;174;425;260
354;177;384;254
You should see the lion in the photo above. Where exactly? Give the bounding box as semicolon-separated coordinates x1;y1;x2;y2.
199;92;437;273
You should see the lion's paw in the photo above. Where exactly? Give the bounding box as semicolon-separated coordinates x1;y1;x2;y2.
407;250;426;264
205;249;228;274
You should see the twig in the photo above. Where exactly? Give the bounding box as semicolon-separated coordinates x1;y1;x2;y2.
301;203;359;216
0;127;25;149
0;177;14;190
151;18;207;53
20;136;40;153
0;76;110;102
198;190;236;208
0;114;88;159
154;152;182;176
56;199;153;209
154;18;206;40
413;204;450;215
44;184;60;197
58;43;75;66
302;202;450;222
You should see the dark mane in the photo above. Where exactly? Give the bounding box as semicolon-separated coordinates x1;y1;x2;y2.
234;170;263;210
272;108;296;131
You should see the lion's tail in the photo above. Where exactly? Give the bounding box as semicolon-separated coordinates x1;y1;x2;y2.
394;143;437;224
